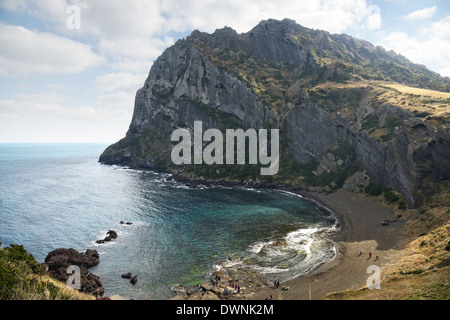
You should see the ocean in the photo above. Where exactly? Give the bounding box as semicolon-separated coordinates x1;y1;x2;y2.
0;143;337;300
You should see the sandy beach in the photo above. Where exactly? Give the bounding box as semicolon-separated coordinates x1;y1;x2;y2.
170;187;407;301
250;189;405;300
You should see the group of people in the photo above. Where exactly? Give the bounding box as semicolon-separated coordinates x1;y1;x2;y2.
229;281;240;293
273;279;280;288
266;278;290;299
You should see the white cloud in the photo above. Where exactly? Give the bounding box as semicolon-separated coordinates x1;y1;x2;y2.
94;73;148;121
424;15;450;41
0;23;103;76
366;5;382;30
160;0;380;34
403;6;437;20
7;0;450;144
0;93;130;143
380;16;450;77
0;0;66;19
1;0;383;71
96;91;136;110
97;36;175;62
95;72;147;92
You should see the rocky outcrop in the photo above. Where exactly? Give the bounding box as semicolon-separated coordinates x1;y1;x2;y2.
170;269;269;300
96;230;118;244
99;19;450;208
44;248;104;297
285;96;338;162
347;105;450;207
343;171;370;192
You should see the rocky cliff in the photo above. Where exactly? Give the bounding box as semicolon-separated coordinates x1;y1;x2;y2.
99;19;450;208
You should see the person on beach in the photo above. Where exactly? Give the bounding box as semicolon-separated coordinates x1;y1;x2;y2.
368;252;372;259
359;249;363;256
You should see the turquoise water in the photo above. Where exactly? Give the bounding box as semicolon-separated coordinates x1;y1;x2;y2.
0;143;337;299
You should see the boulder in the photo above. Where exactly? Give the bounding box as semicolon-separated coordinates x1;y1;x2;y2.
343;171;370;192
107;230;118;239
44;248;103;297
200;282;215;292
96;230;118;244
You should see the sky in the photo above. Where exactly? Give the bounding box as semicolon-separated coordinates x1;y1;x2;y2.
0;0;449;143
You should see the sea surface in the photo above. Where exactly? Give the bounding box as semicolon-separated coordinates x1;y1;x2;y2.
0;143;337;299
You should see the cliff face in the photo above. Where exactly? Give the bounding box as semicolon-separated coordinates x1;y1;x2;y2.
100;19;450;208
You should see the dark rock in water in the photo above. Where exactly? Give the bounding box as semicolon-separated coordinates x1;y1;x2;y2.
97;230;118;244
45;248;99;269
44;248;103;296
84;273;104;296
121;272;132;279
120;221;133;225
130;275;138;285
83;249;100;267
107;230;118;239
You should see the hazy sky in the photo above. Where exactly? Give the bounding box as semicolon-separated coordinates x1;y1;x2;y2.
0;0;449;143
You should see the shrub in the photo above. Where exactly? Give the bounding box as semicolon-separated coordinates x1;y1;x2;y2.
364;184;384;196
2;244;44;275
398;201;407;210
0;243;86;300
361;113;379;132
384;188;400;204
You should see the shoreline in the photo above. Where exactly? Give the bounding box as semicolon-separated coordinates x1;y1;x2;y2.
100;166;405;300
159;172;405;300
250;189;405;300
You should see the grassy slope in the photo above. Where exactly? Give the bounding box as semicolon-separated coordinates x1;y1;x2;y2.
0;243;94;300
308;80;450;132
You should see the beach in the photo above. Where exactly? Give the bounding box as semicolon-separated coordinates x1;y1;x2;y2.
249;189;405;300
171;187;406;300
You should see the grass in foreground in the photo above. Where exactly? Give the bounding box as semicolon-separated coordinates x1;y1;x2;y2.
0;243;94;300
